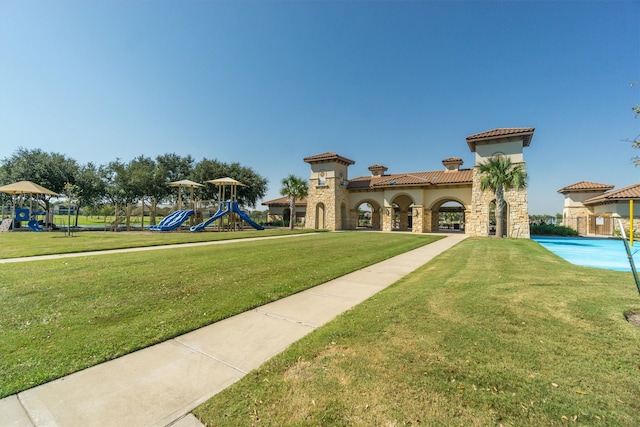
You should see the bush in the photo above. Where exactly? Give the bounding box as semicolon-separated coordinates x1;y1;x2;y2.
530;223;579;236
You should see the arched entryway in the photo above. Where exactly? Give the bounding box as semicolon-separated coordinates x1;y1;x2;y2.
390;194;414;232
354;200;382;230
432;199;466;232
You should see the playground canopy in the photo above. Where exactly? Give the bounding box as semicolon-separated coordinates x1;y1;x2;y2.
207;177;245;201
168;179;204;188
0;181;58;231
207;177;246;186
0;180;58;196
168;179;203;210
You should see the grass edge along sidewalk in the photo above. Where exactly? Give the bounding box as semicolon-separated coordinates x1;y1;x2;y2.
195;237;640;426
0;229;313;260
0;232;442;398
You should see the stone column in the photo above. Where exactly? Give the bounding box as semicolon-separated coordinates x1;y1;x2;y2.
412;205;424;233
382;206;393;232
399;209;408;231
505;184;530;238
348;209;358;230
371;209;381;231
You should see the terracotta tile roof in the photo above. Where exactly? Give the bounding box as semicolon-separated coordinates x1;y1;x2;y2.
348;176;383;189
466;127;535;152
303;152;355;165
428;169;474;184
557;181;615;194
442;157;463;163
348;169;473;190
262;196;308;207
375;174;430;186
583;183;640;205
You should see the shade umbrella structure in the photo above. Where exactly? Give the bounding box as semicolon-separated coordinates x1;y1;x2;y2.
206;177;245;202
0;180;58;196
168;180;204;211
0;181;59;231
206;177;245;186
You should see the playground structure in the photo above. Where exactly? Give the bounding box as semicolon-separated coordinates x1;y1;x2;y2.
149;209;194;231
0;181;58;232
151;177;263;232
190;201;263;231
0;178;264;233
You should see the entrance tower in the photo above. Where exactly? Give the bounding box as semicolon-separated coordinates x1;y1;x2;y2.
303;152;355;230
466;128;534;238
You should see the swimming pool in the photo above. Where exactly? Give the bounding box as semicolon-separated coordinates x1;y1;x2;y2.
532;236;639;272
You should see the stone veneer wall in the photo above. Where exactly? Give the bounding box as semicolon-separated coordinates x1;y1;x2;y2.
412;205;425;233
562;206;592;231
615;217;640;236
382;206;393;232
305;177;350;231
467;164;530;238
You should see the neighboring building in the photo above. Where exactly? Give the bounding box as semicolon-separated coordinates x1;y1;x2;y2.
261;196;307;225
298;127;534;237
559;181;640;236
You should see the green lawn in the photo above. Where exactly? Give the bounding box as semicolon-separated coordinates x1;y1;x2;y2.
194;238;640;426
0;232;441;398
0;229;312;259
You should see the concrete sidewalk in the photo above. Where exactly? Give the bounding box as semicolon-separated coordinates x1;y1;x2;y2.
0;233;467;427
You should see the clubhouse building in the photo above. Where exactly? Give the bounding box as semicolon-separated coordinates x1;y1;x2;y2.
264;127;535;238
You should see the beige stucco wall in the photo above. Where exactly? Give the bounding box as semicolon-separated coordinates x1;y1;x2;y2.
563;192;603;207
474;139;525;165
349;187;472;211
310;162;349;185
348;192;385;211
424;187;472;210
592;202;632;216
381;189;421;208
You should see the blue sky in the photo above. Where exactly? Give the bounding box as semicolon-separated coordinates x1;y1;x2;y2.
1;0;638;214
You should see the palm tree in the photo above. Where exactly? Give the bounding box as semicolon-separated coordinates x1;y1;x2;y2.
280;175;308;229
478;156;527;238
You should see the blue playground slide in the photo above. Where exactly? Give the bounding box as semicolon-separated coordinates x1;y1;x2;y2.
189;204;228;232
27;219;43;232
149;209;194;231
231;203;264;230
190;201;264;232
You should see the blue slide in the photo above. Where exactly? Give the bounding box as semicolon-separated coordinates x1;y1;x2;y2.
149;209;194;231
231;202;264;230
27;219;43;232
190;201;264;232
189;204;228;232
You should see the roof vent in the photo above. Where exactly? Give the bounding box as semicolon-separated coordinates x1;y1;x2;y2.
368;164;388;177
442;157;463;172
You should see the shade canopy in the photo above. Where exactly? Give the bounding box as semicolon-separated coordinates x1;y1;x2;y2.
206;177;245;186
0;181;58;196
168;179;204;188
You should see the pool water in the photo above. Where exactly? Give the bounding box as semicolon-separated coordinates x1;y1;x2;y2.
532;236;639;272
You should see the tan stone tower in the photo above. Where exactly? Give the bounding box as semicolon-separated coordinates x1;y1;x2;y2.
466;128;534;238
303;152;355;230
